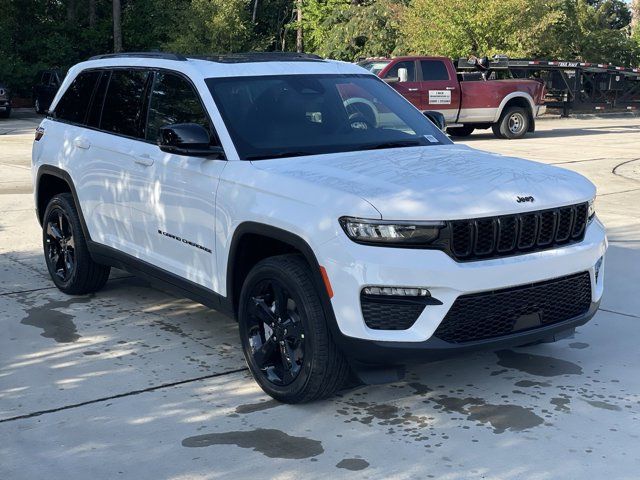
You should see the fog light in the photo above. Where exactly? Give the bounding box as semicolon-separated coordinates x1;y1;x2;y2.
363;286;431;297
595;256;603;282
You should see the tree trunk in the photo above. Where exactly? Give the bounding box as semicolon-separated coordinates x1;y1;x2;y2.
113;0;122;52
89;0;96;28
67;0;76;23
252;0;259;23
296;0;303;53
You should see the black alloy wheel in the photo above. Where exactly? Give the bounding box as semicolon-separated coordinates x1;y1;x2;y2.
42;193;110;294
45;208;76;283
238;255;350;403
246;279;305;386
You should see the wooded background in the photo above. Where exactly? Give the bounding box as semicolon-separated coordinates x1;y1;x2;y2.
1;0;640;96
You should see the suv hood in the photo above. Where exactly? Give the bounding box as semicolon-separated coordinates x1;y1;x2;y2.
251;144;595;220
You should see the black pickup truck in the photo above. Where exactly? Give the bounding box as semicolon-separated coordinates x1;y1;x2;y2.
0;83;11;118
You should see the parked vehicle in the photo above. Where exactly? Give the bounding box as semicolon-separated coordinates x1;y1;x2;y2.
33;69;63;114
359;56;547;139
0;83;12;118
32;52;606;403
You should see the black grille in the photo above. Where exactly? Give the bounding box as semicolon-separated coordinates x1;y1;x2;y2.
448;203;589;261
434;272;592;344
361;296;426;330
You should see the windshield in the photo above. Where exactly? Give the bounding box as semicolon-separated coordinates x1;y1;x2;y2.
206;74;450;160
358;61;391;75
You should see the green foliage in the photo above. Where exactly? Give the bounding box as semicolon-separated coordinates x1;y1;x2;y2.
167;0;253;53
0;0;639;98
306;0;407;61
399;0;638;65
401;0;562;58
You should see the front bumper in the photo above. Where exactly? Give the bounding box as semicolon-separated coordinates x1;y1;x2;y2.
317;217;607;352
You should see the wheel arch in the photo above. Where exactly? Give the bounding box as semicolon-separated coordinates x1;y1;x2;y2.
494;92;535;131
35;165;91;240
226;222;337;327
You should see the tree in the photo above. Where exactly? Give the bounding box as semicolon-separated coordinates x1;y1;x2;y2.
113;0;122;52
167;0;253;54
305;0;406;60
401;0;560;59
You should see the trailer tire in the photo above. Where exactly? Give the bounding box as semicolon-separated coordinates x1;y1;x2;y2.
493;106;530;139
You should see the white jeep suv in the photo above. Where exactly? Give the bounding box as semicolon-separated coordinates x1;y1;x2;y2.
32;52;607;403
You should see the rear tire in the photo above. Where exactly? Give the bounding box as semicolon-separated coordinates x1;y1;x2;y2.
42;193;110;294
447;125;475;137
238;254;350;403
493;106;530;139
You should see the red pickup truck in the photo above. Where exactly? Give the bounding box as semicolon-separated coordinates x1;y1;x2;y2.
359;56;546;139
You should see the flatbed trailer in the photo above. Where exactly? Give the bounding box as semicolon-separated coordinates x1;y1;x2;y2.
456;56;640;116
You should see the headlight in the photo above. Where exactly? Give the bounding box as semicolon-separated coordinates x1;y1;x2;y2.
339;217;444;246
588;198;596;222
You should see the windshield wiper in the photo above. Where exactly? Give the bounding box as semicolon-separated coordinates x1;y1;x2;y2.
245;151;314;160
361;140;424;151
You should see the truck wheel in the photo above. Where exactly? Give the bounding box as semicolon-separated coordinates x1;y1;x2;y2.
35;97;44;114
42;193;111;294
493;106;530;139
447;125;475;137
238;254;350;403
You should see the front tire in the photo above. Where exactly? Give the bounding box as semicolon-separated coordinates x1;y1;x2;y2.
447;125;475;137
493;106;530;139
35;97;44;114
42;193;110;294
238;255;350;403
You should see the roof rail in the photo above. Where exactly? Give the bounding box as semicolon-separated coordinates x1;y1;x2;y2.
188;52;324;63
88;52;187;61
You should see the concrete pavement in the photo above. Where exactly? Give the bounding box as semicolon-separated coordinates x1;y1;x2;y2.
1;110;639;479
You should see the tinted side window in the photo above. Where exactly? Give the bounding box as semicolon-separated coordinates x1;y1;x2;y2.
145;72;210;142
420;60;449;81
55;71;100;124
100;69;149;138
87;71;110;128
384;61;416;82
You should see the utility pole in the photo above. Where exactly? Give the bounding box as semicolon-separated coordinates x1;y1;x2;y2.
113;0;122;52
296;0;303;53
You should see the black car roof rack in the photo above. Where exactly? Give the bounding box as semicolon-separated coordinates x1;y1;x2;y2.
88;51;324;64
188;52;324;63
89;52;187;61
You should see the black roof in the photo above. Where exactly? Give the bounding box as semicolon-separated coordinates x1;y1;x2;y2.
88;51;324;63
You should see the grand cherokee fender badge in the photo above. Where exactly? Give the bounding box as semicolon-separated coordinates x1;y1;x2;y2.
516;196;535;203
158;230;212;254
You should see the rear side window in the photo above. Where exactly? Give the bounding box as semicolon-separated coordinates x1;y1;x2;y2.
384;61;416;82
145;72;210;142
420;60;449;81
55;71;100;124
100;69;150;138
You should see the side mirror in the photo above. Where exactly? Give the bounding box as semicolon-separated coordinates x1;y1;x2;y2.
423;111;446;131
158;123;224;158
398;67;409;83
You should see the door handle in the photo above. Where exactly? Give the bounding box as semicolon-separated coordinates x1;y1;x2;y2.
446;86;456;90
74;138;91;149
134;155;154;167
